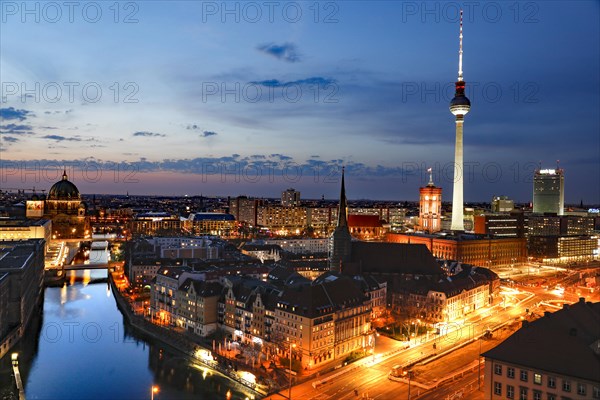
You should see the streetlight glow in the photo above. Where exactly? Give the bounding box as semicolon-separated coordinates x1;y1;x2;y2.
151;385;159;400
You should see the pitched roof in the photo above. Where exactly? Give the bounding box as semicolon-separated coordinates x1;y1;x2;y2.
350;241;442;275
277;275;367;319
482;299;600;382
348;214;383;228
179;278;223;297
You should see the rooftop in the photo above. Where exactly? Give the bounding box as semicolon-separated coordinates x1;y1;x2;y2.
482;298;600;383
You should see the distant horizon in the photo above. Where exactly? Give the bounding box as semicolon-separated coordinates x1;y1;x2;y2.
1;2;598;204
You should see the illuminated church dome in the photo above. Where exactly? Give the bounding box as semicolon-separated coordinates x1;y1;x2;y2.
47;170;80;200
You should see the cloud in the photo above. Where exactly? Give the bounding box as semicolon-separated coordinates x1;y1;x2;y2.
133;131;166;138
249;77;336;88
0;124;34;135
42;135;82;142
201;131;217;137
186;124;200;130
2;136;19;143
257;42;301;63
0;107;32;121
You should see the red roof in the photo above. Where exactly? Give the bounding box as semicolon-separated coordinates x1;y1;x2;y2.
348;214;383;228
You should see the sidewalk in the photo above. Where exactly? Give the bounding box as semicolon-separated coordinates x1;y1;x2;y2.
109;272;268;396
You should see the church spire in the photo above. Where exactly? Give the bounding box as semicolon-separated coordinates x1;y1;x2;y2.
62;168;68;180
337;167;348;227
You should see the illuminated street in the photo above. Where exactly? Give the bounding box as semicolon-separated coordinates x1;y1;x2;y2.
284;264;600;400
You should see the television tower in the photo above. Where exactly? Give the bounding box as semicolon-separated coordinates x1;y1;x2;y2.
449;10;471;231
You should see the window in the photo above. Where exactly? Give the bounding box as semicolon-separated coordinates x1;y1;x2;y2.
547;395;556;400
534;373;542;384
533;390;542;400
548;377;556;388
521;370;529;382
578;383;586;396
520;387;528;400
494;382;502;395
495;364;503;375
594;386;600;399
507;385;515;399
563;380;571;392
508;367;515;379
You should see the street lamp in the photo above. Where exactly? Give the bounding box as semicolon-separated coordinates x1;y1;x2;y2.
11;353;18;367
151;385;159;400
288;341;296;400
406;370;413;400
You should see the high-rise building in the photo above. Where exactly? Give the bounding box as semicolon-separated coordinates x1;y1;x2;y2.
419;168;442;233
533;168;564;215
281;188;301;207
229;196;262;226
491;196;514;213
449;11;471;231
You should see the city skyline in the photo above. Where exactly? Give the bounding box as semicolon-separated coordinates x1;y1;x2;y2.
1;1;598;203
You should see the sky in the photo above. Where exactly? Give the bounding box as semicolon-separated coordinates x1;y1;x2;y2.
0;1;599;203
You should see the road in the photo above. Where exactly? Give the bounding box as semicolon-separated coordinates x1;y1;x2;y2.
282;267;600;400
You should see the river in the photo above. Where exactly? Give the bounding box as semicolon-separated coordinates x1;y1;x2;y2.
0;268;257;400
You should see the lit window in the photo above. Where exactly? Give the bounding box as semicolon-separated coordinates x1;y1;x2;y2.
507;367;515;379
507;385;514;399
494;382;502;395
534;373;542;384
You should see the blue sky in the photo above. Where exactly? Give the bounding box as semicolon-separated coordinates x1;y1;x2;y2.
1;1;598;203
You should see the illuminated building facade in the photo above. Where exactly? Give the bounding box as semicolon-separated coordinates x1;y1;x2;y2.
281;188;301;207
348;214;386;240
392;264;498;322
256;205;308;234
228;196;262;226
387;232;528;267
474;213;527;238
528;215;597;262
131;212;183;236
419;170;442;233
0;218;52;251
533;168;564;215
176;279;222;337
491;196;515;213
482;299;600;400
23;170;88;239
150;266;191;326
273;274;372;370
186;212;235;236
263;238;329;254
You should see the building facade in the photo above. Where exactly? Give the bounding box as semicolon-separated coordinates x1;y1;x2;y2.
281;188;301;207
419;174;443;233
482;299;600;400
533;168;564;215
0;239;45;359
387;233;528;267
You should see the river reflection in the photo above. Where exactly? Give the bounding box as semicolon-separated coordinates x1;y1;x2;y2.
0;269;257;400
